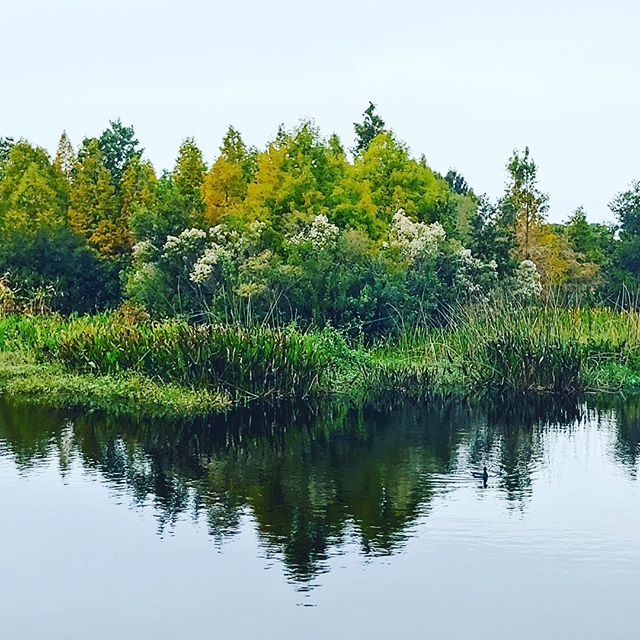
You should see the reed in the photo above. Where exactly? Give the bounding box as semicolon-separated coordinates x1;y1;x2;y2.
385;300;640;395
3;316;332;401
1;298;640;413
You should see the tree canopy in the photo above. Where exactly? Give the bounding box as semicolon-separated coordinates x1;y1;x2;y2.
0;108;636;321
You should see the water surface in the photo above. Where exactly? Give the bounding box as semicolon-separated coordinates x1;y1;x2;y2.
1;397;639;639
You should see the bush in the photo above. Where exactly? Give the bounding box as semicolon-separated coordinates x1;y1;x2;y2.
0;227;122;313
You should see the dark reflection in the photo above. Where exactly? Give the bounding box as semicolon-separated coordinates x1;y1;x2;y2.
0;394;638;585
586;394;640;476
466;396;585;506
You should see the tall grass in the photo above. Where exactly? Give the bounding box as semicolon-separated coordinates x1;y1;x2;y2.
2;299;640;407
372;300;640;396
0;314;334;401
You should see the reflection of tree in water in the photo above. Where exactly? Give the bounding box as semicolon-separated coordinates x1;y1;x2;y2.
0;402;65;468
180;401;471;581
469;396;585;507
0;394;636;584
0;399;470;582
587;395;640;477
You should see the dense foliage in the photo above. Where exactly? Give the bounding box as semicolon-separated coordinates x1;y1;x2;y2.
1;106;638;336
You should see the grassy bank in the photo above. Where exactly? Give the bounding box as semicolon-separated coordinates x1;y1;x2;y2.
1;302;640;418
0;353;231;418
371;303;640;398
0;313;336;418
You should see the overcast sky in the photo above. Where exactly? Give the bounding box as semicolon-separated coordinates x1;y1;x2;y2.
3;0;639;223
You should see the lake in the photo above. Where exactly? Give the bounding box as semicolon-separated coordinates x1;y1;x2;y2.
1;396;639;639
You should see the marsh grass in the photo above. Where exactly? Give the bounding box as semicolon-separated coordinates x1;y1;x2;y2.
0;315;336;401
370;301;640;397
1;299;640;417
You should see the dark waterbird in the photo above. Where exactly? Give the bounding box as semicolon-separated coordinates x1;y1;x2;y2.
472;466;489;488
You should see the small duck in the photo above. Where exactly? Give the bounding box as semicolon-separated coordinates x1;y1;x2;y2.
472;466;489;487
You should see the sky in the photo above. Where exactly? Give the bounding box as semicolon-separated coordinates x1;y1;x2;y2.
2;0;639;223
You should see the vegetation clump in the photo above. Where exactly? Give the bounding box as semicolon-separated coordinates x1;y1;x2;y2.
2;104;640;416
1;300;640;417
0;352;230;418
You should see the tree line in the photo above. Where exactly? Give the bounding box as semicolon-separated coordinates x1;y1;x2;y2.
0;103;638;333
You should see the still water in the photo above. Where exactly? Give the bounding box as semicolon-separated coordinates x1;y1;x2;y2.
1;396;639;639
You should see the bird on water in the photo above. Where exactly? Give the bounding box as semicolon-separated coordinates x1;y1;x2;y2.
472;466;489;488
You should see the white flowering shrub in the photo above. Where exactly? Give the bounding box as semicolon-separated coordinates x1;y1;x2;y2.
454;249;498;299
132;239;155;261
207;225;237;248
162;228;208;262
125;206;505;330
234;250;300;299
389;208;446;261
128;261;160;291
289;214;339;250
190;243;230;284
126;220;276;317
512;259;542;300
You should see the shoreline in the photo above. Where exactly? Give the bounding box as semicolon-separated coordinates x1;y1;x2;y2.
0;353;231;419
2;305;640;420
1;347;639;421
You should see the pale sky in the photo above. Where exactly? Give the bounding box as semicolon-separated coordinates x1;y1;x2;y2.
3;0;639;223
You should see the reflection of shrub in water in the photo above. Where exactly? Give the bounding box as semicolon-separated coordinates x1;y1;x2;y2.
588;394;640;473
467;395;584;507
482;394;584;430
1;394;637;585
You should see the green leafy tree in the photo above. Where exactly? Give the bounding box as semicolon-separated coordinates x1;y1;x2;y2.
443;170;478;241
353;101;385;156
0;137;14;168
611;181;640;237
445;169;472;196
69;139;122;256
98;119;142;187
468;196;515;277
54;131;76;180
242;122;347;232
323;135;383;238
609;181;640;281
0;226;121;312
130;142;207;250
130;173;191;247
502;147;549;260
172;138;206;224
565;206;614;268
353;131;454;232
120;156;157;223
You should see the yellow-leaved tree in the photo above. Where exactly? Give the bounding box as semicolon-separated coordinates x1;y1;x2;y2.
0;141;68;233
202;126;256;226
68;139;123;256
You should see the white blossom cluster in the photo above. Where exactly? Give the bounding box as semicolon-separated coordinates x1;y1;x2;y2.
513;259;542;299
190;243;230;284
208;224;237;246
389;209;446;261
128;261;158;288
455;248;498;298
289;214;339;250
163;228;207;256
132;240;154;261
